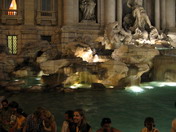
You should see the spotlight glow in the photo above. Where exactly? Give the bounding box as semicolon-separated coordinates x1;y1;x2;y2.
68;83;91;89
105;85;114;88
142;86;154;89
160;82;176;87
108;86;114;88
125;86;144;93
35;78;41;81
37;71;49;76
149;81;176;87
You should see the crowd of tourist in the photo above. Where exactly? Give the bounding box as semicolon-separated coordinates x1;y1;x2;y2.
0;98;175;132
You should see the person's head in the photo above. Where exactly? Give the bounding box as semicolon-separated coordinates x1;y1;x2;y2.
17;108;24;117
33;107;46;120
40;109;54;123
1;99;8;109
9;101;19;112
73;109;87;125
144;117;155;131
65;110;74;121
101;118;112;130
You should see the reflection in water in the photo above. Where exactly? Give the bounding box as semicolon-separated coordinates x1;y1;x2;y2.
1;82;176;132
125;86;144;93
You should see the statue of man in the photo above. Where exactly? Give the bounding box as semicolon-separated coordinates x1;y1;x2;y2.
127;0;152;31
104;22;132;49
80;0;96;21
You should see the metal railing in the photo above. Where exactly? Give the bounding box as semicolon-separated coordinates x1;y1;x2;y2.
0;9;23;24
36;10;56;25
38;10;56;17
1;9;19;16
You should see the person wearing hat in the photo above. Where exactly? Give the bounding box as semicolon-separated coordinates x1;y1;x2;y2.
96;118;121;132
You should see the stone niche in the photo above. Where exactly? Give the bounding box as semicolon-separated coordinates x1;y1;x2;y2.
79;0;98;23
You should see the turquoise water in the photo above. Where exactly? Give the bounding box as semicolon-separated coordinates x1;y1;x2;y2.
2;82;176;132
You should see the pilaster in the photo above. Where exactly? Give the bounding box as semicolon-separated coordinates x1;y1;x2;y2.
24;0;35;25
104;0;116;25
155;0;160;30
63;0;75;25
166;0;175;29
161;0;166;30
117;0;122;26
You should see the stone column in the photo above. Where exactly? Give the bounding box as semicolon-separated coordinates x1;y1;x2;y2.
161;0;166;30
17;0;21;15
63;0;74;25
155;0;160;30
73;0;79;24
166;0;175;29
117;0;122;26
104;0;116;25
17;0;22;24
24;0;35;25
143;0;147;10
51;0;56;25
37;0;40;10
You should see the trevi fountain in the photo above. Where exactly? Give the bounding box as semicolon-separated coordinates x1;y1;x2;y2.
0;0;176;132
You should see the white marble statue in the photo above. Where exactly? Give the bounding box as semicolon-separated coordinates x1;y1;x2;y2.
104;21;132;49
126;0;152;31
80;0;96;21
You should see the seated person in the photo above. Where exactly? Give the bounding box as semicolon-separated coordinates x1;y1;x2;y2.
96;118;121;132
61;110;74;132
73;109;92;132
11;108;26;132
171;119;176;132
41;109;57;132
140;117;159;132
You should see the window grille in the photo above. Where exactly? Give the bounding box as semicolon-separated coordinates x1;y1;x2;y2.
7;35;17;54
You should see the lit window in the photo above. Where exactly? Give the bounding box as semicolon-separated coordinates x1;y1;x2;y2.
7;35;17;54
8;0;17;15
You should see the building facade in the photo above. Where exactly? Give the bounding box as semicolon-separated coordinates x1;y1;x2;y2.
0;0;175;54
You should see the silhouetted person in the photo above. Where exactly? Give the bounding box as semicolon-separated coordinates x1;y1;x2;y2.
0;99;9;132
171;102;176;132
11;108;26;132
140;117;159;132
96;118;121;132
40;109;57;132
61;110;74;132
1;99;8;110
23;107;45;132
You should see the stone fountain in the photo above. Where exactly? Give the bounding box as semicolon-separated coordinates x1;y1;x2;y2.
0;0;176;92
